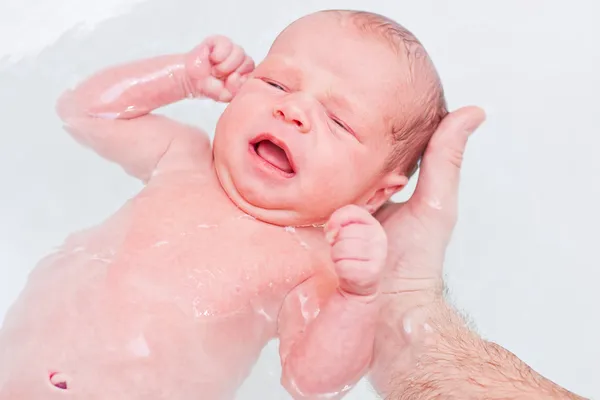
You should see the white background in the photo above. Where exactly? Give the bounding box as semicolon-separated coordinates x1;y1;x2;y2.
0;0;598;398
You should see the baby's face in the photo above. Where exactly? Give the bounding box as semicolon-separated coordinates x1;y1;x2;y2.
213;13;409;226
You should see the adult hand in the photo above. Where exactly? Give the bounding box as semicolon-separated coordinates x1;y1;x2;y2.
376;106;486;303
369;106;588;400
369;106;486;392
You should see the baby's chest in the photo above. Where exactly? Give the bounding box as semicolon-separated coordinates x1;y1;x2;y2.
114;216;326;318
108;176;330;318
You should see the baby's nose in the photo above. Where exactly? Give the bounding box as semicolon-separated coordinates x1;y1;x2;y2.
273;103;310;133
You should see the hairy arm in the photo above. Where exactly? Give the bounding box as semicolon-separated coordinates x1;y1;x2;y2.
368;106;585;399
373;297;587;400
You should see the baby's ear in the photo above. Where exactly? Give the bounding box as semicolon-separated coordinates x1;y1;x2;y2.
365;171;408;213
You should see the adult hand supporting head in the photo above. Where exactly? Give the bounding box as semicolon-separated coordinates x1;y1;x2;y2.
369;106;486;393
377;106;486;300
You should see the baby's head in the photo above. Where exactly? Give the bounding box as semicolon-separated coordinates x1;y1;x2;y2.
214;10;447;226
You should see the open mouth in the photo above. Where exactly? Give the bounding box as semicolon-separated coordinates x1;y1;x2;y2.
250;135;295;176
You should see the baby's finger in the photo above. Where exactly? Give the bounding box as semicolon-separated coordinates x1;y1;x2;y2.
225;72;244;95
334;224;385;243
330;238;373;263
335;258;383;297
213;45;246;78
325;205;377;243
209;36;233;64
237;55;256;76
217;89;233;102
200;76;231;102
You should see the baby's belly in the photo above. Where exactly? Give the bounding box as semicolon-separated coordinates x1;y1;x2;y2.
0;250;275;400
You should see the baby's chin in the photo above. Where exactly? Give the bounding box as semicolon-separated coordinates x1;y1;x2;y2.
213;159;330;227
215;170;324;227
225;185;328;227
242;205;327;228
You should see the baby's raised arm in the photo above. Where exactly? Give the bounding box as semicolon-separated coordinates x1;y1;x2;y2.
278;206;387;399
55;36;253;181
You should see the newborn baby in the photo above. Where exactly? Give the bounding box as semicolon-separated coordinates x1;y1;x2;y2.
0;9;446;400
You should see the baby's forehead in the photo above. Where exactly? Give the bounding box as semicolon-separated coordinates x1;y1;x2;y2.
271;19;417;87
266;14;428;129
268;32;410;92
267;11;445;155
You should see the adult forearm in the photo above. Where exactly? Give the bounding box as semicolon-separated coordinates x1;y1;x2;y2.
372;298;586;400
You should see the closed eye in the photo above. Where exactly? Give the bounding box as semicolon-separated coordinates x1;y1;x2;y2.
265;80;286;91
330;115;352;134
332;118;346;129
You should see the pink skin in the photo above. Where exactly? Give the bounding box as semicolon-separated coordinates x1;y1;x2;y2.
212;13;409;227
325;206;387;299
278;206;387;395
369;107;487;393
0;14;411;400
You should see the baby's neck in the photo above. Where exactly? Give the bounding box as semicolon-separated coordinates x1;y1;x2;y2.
212;166;328;229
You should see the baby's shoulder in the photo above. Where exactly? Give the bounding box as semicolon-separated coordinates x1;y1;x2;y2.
153;125;213;176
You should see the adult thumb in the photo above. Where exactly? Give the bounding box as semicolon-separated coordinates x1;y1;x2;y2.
412;106;486;216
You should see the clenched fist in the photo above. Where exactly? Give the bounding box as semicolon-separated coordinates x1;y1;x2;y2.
185;35;255;102
324;205;387;300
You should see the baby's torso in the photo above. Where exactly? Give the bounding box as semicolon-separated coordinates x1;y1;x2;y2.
0;169;331;400
110;170;327;319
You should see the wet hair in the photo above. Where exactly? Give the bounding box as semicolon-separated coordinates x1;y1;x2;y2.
322;10;448;177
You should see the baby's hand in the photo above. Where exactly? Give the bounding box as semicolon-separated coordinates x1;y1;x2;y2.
324;205;388;301
185;35;255;102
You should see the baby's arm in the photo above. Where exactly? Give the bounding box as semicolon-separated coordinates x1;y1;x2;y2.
56;36;253;181
278;206;387;399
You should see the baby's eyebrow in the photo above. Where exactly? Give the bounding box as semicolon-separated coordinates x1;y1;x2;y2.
261;58;301;84
323;88;357;114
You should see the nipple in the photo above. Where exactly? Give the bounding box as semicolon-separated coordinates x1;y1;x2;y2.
49;372;71;390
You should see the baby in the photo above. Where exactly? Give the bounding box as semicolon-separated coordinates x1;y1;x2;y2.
0;9;446;400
